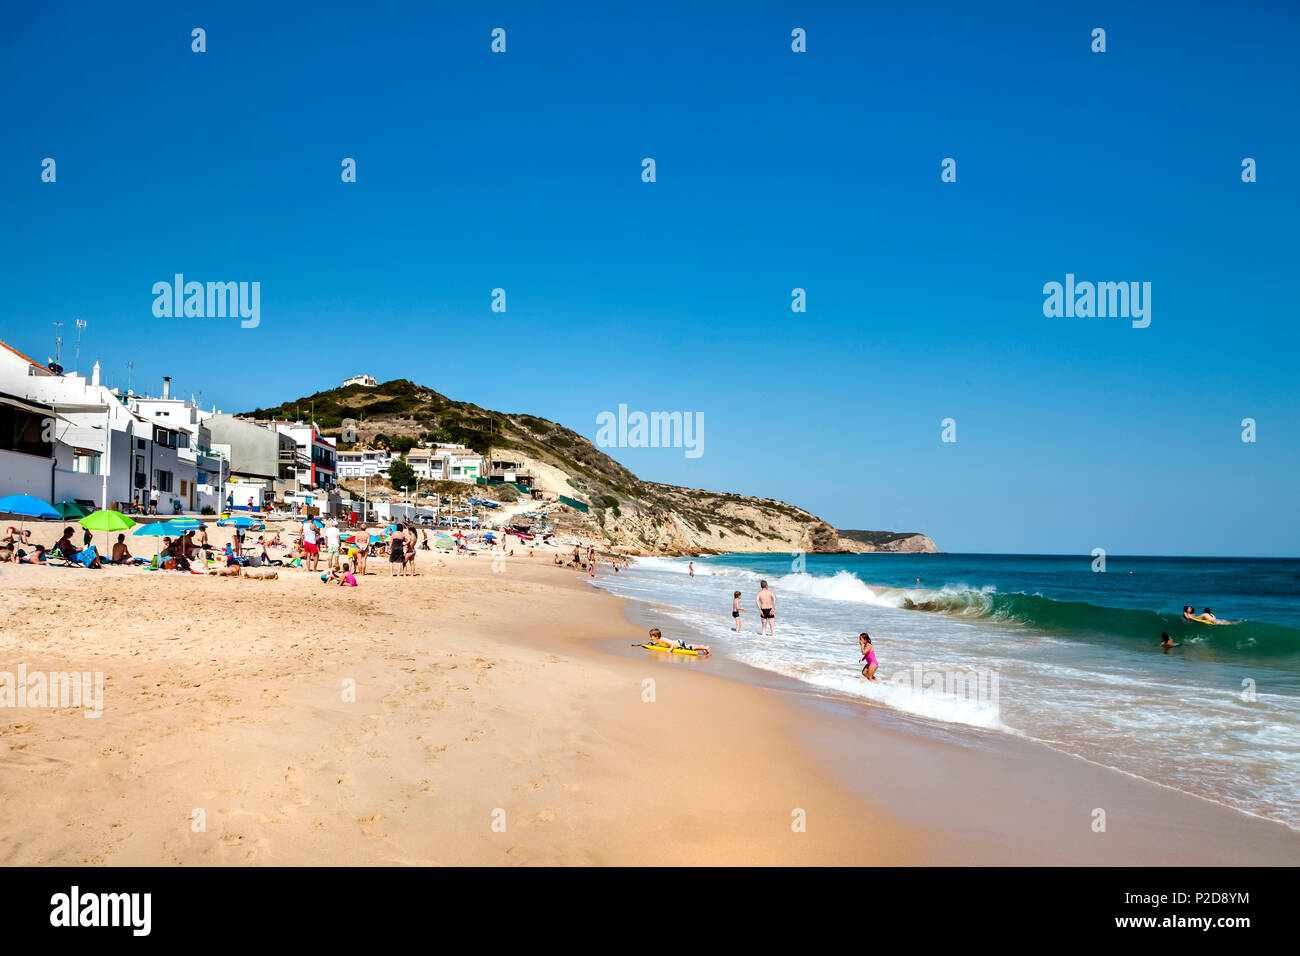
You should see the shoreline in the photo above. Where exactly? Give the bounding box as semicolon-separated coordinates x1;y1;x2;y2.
604;588;1300;864
0;531;1297;864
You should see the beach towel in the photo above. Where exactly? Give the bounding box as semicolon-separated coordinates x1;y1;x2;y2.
73;546;99;569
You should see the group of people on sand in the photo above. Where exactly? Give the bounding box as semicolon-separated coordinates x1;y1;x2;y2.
558;542;629;578
301;515;418;582
1;525;102;567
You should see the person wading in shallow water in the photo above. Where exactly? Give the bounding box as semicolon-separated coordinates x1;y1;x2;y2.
756;580;776;636
859;633;879;681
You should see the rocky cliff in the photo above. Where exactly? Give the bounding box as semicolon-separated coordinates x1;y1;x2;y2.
243;379;937;556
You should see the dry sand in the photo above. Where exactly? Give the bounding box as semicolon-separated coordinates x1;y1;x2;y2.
1;521;1297;865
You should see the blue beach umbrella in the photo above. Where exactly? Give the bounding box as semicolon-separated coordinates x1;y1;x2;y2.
218;515;262;529
0;493;60;539
169;517;203;531
133;520;179;558
0;493;60;541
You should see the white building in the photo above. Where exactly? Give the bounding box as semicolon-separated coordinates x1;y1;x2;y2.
337;448;391;478
405;444;484;483
0;390;58;500
254;421;338;491
0;343;154;511
130;378;226;513
343;374;377;387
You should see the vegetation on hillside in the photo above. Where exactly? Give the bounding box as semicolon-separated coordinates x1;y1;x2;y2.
239;378;876;551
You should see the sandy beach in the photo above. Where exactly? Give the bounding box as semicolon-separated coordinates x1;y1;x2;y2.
1;523;1297;866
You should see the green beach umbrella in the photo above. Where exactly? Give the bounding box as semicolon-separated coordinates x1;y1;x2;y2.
54;500;89;519
79;509;136;558
169;517;203;530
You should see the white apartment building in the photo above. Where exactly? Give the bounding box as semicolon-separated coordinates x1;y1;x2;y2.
130;378;226;513
0;344;153;510
404;444;484;483
336;449;391;478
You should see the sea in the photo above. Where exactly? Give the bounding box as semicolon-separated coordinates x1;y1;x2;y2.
593;552;1300;829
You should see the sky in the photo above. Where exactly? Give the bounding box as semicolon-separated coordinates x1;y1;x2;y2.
2;0;1297;555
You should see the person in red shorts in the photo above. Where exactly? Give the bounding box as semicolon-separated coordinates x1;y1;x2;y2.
301;516;321;572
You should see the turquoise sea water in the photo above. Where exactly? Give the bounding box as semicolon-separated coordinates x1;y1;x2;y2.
594;553;1300;828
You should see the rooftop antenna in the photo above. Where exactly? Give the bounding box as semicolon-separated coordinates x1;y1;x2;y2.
74;319;87;372
52;321;63;366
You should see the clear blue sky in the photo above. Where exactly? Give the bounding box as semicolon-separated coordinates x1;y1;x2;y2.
3;1;1297;555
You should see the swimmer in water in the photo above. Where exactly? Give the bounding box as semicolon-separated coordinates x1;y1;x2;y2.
1184;605;1233;625
859;632;879;681
1160;632;1180;650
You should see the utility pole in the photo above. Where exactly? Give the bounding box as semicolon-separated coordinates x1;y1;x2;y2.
101;411;110;510
74;319;87;372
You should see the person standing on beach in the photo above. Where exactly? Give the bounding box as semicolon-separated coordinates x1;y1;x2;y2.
688;561;695;578
149;484;159;515
301;517;320;573
389;526;406;576
355;526;370;575
756;581;776;636
324;520;341;571
196;524;210;563
404;524;417;575
731;591;745;632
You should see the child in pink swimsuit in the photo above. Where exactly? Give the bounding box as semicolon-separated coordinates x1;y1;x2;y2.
859;633;879;681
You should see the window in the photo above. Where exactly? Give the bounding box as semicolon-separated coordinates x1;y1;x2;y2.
155;471;174;492
0;404;52;457
72;449;102;474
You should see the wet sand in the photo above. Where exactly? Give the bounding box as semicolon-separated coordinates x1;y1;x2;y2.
0;525;1296;864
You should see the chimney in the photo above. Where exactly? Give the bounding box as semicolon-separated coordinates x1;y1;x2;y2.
91;361;101;387
162;376;171;400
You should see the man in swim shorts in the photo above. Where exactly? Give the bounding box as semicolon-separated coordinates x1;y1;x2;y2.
756;580;775;636
301;517;320;573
